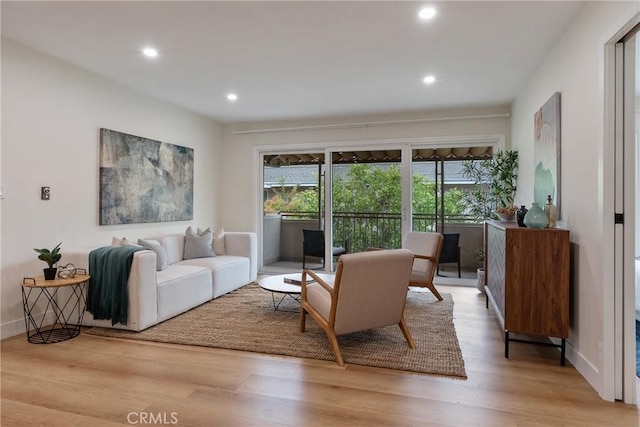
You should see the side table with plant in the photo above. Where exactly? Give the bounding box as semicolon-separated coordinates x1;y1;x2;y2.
34;242;62;280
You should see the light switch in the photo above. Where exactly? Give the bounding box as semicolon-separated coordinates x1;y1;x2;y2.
41;186;50;200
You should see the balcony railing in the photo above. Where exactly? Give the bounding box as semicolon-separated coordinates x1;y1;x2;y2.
279;211;477;254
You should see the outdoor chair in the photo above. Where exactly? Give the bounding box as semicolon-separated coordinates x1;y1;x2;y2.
299;249;416;366
437;233;461;278
403;231;444;301
302;229;347;269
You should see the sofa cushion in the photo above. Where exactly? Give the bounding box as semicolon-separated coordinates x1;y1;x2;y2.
138;238;168;271
184;226;215;259
177;255;250;298
156;265;212;322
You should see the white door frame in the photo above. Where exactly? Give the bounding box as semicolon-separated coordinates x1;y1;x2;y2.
622;27;639;405
604;15;640;404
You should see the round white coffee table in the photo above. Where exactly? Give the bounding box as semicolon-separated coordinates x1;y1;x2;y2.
258;273;333;312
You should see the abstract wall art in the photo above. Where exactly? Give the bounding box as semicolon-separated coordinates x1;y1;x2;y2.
533;92;561;218
99;128;194;225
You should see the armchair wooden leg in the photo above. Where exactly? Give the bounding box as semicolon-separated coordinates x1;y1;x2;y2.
399;316;415;349
299;307;307;332
428;284;444;301
325;330;344;367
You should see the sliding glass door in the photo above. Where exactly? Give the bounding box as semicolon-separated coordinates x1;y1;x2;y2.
259;142;499;275
262;152;324;272
331;150;403;257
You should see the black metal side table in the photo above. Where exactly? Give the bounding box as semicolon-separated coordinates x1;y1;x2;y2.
20;271;89;344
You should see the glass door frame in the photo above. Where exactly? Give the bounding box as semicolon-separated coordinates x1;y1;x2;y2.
255;135;506;273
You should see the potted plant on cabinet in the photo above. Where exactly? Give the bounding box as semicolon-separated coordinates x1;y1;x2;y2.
461;149;519;221
462;150;518;291
34;242;62;280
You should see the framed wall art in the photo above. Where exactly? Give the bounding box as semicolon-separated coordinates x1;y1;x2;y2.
99;128;194;225
533;92;561;218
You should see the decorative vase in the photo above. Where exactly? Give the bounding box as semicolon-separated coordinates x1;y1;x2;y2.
523;202;548;229
516;205;528;227
43;267;57;280
544;195;557;228
476;268;485;293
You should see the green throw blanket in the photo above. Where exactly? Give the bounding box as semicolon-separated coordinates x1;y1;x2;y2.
87;245;143;326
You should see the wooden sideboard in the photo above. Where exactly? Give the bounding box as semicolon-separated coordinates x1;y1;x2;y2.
484;220;570;365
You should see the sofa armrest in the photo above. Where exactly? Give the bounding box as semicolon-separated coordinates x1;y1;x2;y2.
224;232;257;281
62;247;158;331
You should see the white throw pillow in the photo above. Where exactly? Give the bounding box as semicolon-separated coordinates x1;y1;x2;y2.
113;236;142;248
111;236;128;246
213;226;226;255
184;226;215;259
138;238;169;271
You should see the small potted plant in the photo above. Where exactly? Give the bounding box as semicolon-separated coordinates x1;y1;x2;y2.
34;242;62;280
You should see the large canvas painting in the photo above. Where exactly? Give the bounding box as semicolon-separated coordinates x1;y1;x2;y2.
533;92;561;218
99;128;194;225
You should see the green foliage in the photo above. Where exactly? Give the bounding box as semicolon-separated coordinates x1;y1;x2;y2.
461;150;518;221
264;163;471;252
264;163;467;216
33;242;62;268
287;188;319;212
473;248;485;262
333;164;401;212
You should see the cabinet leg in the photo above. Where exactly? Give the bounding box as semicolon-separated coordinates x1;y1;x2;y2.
505;331;509;358
560;338;566;366
485;292;488;309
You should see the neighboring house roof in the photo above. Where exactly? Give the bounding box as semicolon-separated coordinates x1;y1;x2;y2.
264;162;476;188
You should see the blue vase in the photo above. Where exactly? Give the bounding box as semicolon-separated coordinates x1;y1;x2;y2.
523;202;548;229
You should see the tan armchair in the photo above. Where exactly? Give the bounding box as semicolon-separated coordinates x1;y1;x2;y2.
299;249;416;366
403;231;444;301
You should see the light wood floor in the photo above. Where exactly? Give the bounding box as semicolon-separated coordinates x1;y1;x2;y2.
2;285;639;426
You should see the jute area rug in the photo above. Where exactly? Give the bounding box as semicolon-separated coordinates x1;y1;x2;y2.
85;283;466;378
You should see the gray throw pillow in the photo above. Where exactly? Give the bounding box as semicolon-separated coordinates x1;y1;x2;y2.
184;226;215;259
137;238;169;271
198;227;217;255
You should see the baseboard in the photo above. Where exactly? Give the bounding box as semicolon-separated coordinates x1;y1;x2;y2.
433;277;475;287
563;340;605;401
1;310;56;340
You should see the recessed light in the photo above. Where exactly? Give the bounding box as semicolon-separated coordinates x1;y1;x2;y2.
423;75;436;84
142;47;158;58
227;93;238;101
418;7;437;20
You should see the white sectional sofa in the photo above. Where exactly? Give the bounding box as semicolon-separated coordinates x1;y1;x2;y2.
63;231;257;331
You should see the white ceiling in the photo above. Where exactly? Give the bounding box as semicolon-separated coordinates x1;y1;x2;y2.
1;1;585;124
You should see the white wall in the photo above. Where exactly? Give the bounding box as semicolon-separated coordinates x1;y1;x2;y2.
0;39;222;338
220;106;511;231
510;1;639;399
